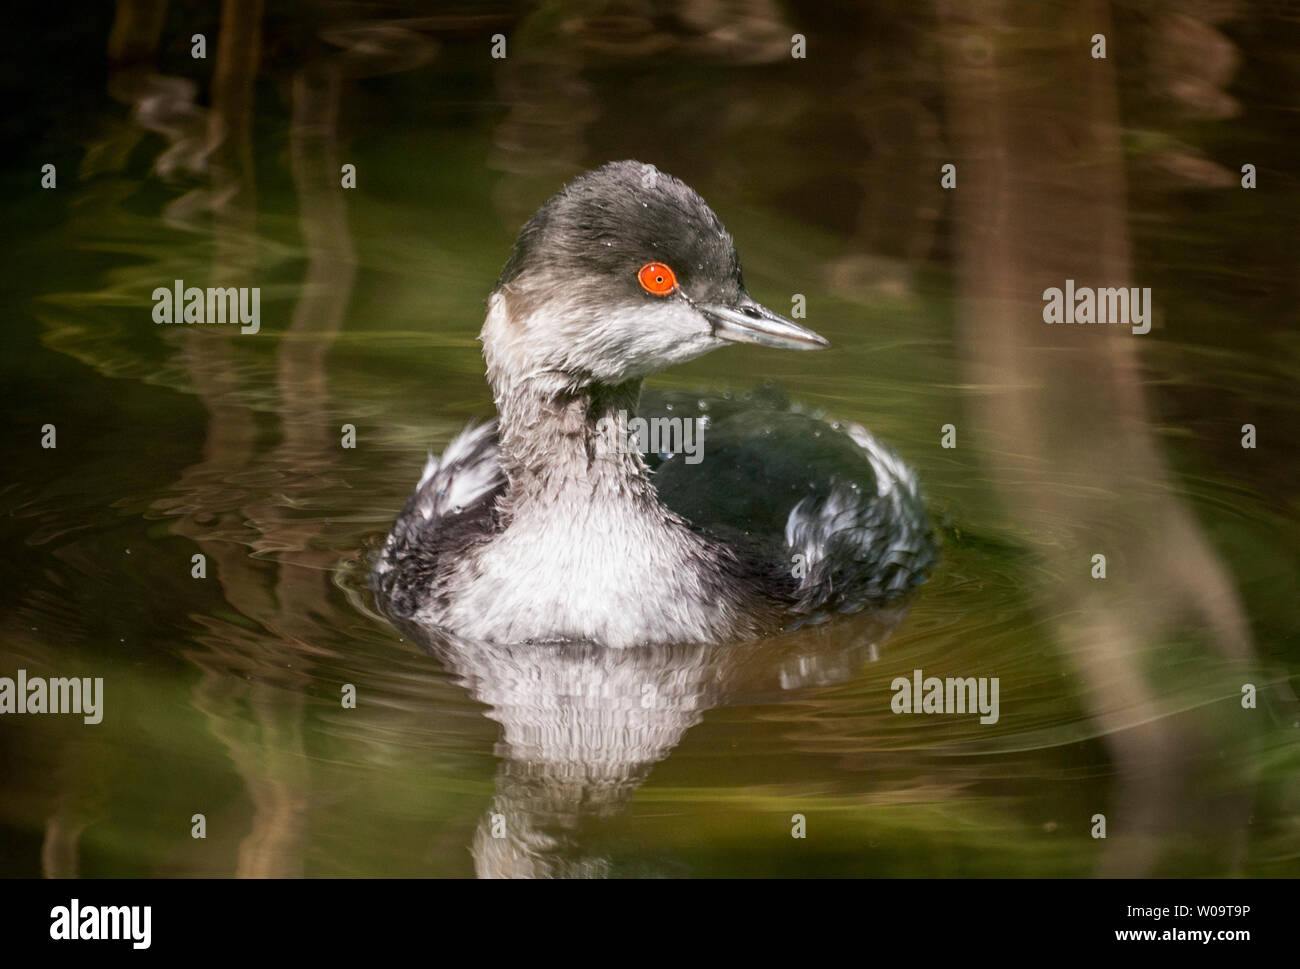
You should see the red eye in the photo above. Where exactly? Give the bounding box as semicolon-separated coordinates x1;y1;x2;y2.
638;262;677;296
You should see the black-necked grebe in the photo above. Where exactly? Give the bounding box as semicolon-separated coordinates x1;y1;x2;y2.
373;161;934;648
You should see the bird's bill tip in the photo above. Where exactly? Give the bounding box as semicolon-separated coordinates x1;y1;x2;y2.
702;300;830;351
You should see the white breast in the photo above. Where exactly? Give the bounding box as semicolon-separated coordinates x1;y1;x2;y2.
429;493;740;648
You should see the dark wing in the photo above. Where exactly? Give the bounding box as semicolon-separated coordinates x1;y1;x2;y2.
643;388;936;622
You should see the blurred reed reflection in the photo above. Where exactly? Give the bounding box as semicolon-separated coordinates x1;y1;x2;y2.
66;0;442;876
939;0;1296;874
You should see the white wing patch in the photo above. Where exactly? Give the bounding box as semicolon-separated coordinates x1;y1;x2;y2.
408;422;503;524
784;419;925;596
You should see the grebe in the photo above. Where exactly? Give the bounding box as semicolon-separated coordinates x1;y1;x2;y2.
373;161;934;648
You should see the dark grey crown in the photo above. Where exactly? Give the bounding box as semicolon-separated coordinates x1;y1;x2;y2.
494;160;745;307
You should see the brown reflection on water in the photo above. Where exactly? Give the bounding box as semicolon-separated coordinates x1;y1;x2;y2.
167;11;440;877
939;0;1291;874
157;0;312;878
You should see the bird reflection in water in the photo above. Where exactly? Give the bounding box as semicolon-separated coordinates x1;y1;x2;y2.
390;607;912;878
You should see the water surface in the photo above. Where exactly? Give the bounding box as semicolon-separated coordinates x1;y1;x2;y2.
1;1;1297;877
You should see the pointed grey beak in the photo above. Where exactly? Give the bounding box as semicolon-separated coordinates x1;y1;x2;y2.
701;297;830;351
